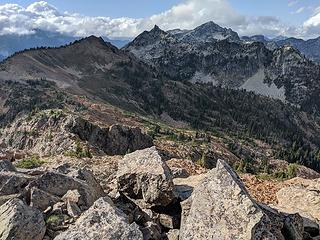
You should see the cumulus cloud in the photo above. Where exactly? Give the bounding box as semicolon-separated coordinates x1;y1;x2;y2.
0;1;141;37
0;0;312;39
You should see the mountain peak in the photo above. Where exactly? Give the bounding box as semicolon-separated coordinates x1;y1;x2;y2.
196;21;222;30
124;25;169;48
148;25;167;36
176;21;240;43
152;25;162;32
78;35;106;45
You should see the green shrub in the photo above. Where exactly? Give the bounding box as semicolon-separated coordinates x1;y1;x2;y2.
46;214;69;226
287;163;298;179
236;157;254;174
45;215;60;224
64;140;92;158
197;151;206;167
272;171;288;180
257;163;298;181
16;155;46;169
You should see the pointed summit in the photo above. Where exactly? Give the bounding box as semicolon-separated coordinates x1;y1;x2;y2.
169;21;240;43
148;25;167;36
71;35;119;51
124;25;170;48
196;21;222;31
77;35;106;45
152;25;162;32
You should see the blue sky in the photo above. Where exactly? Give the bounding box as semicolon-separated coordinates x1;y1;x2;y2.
8;0;184;18
9;0;318;23
1;0;320;38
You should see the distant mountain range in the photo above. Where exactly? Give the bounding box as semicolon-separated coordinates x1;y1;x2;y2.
1;35;320;146
1;25;320;64
124;22;320;112
0;29;130;61
2;22;320;171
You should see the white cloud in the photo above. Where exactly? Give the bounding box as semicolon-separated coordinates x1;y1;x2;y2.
303;9;320;38
146;0;246;31
237;16;293;37
0;1;141;37
0;0;313;39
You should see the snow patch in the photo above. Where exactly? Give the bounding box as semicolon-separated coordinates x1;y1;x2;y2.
241;69;286;101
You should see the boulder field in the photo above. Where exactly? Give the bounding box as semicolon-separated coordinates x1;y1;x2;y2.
0;148;319;239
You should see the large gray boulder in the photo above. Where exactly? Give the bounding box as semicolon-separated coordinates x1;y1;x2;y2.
54;197;143;240
0;198;46;240
117;147;175;208
27;170;104;209
179;160;303;240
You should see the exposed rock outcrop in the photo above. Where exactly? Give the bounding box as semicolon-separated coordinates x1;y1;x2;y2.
277;185;320;221
1;110;153;157
117;147;175;208
54;197;143;240
68;118;153;155
0;198;46;240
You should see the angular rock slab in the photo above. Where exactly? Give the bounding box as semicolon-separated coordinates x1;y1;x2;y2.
0;198;46;240
54;197;143;240
180;160;284;240
30;187;61;211
117;147;175;208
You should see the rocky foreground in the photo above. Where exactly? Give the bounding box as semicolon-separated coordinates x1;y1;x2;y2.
0;146;319;240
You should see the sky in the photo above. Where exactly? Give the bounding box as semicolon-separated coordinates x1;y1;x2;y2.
1;0;320;39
